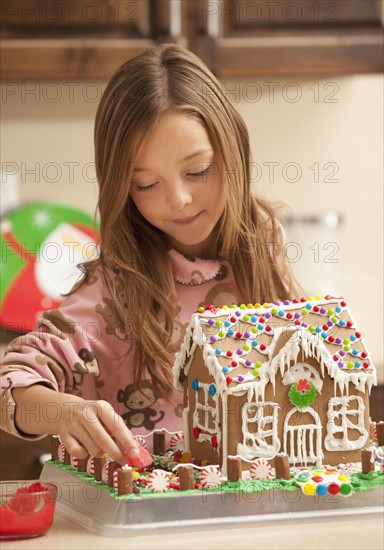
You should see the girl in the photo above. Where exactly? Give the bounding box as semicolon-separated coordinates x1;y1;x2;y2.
0;44;294;466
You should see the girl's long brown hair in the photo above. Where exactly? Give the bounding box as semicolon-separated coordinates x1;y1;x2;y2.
83;44;295;400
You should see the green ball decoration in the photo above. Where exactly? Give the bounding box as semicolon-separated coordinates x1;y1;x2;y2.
288;380;317;409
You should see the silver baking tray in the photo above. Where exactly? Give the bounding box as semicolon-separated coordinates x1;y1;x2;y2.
40;462;384;537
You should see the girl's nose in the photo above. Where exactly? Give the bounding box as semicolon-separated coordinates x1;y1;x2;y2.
166;182;193;210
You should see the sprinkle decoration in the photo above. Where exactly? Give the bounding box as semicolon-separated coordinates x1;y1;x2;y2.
250;458;273;480
199;466;224;488
198;296;371;386
147;470;171;493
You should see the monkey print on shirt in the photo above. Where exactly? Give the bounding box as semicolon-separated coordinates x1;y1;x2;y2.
117;381;165;431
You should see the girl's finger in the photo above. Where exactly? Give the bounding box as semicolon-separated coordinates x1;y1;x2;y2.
63;421;105;456
89;400;140;459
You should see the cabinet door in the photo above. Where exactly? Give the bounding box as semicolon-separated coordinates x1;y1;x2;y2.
192;0;384;76
1;0;185;79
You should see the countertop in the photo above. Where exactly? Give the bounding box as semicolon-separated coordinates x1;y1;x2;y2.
2;509;383;550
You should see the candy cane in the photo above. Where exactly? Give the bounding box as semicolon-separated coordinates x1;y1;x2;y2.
169;432;184;451
250;458;273;480
147;469;171;493
199;466;223;488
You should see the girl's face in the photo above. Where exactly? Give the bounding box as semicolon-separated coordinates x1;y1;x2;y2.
130;113;225;258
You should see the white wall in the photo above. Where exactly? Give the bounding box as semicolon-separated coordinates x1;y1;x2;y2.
1;74;383;381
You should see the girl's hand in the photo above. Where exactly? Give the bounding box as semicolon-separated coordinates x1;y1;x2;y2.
13;386;142;466
57;396;141;465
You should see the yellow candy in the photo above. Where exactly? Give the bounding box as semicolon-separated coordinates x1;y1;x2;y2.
254;303;261;308
181;451;192;463
338;474;350;481
222;305;228;310
316;295;322;300
132;470;140;481
247;303;253;309
303;481;317;495
308;296;314;301
325;470;337;475
263;302;269;308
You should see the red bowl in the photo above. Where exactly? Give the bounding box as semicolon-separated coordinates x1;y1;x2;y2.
0;481;57;539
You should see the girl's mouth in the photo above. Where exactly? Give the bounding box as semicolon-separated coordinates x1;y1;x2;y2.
172;212;202;225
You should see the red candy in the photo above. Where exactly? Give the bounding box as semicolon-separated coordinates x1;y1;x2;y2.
123;445;153;468
204;305;217;313
193;427;201;439
328;482;340;495
1;482;56;538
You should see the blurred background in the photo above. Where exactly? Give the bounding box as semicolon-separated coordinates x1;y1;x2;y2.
1;0;383;477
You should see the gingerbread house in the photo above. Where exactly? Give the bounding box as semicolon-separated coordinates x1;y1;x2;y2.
173;297;376;474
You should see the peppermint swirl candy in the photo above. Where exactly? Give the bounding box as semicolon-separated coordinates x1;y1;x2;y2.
134;435;147;448
250;458;273;480
169;432;184;451
70;456;79;470
147;469;170;493
199;466;223;488
86;456;95;476
58;443;66;464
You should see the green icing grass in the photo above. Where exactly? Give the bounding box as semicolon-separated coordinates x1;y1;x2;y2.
46;460;383;501
350;471;384;493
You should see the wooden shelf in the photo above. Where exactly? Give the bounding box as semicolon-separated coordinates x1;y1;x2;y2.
1;0;383;80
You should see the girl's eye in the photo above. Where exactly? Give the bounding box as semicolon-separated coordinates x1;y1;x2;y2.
135;182;158;192
188;164;213;177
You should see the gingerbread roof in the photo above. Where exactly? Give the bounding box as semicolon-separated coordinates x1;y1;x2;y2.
173;296;376;399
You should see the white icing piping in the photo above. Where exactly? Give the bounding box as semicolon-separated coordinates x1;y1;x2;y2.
135;428;184;439
283;406;322;467
324;396;368;451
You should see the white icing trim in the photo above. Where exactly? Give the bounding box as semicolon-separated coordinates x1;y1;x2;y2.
325;395;368;451
192;381;221;447
283;406;322;467
281;361;323;393
236;401;280;461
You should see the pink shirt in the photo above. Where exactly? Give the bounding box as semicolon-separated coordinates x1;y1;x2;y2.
0;249;241;450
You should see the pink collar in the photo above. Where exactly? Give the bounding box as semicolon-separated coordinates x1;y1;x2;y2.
168;249;226;286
